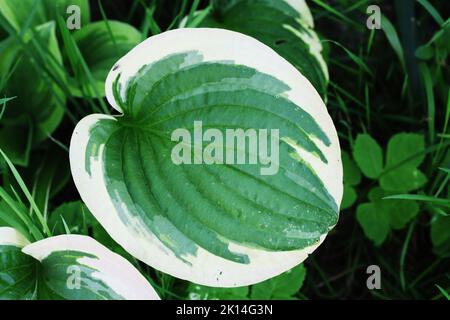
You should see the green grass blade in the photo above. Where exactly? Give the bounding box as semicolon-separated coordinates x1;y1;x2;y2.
98;0;118;55
0;96;16;120
384;194;450;207
0;187;43;241
310;0;357;26
435;285;450;300
322;40;373;77
0;149;51;236
400;220;416;291
419;63;436;145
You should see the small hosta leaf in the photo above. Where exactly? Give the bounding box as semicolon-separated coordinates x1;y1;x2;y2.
70;28;342;287
353;134;383;179
0;227;159;300
195;0;328;97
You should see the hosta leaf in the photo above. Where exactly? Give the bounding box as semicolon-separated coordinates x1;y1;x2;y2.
353;134;383;179
0;227;159;300
71;21;142;97
0;227;34;299
70;28;342;287
195;0;328;97
0;22;65;165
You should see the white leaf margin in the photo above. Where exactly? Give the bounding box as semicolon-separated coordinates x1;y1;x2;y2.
70;28;342;287
0;227;160;300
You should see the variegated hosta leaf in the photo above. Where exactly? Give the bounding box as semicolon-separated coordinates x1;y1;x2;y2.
192;0;329;97
70;28;342;287
0;227;159;300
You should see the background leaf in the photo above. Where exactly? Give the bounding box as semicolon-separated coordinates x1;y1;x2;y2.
353;134;383;179
71;20;142;97
356;202;390;246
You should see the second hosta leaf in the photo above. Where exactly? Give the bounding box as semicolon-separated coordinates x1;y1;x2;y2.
0;22;65;165
0;227;159;300
70;28;342;287
195;0;328;97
